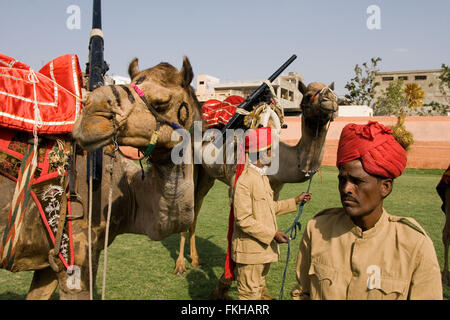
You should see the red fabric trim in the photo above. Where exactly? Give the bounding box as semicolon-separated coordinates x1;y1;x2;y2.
224;142;246;280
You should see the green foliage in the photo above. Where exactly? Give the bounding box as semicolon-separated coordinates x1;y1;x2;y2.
374;78;404;116
344;57;382;107
0;167;448;300
422;63;450;115
438;63;450;97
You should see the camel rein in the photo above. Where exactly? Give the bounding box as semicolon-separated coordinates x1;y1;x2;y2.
279;102;334;299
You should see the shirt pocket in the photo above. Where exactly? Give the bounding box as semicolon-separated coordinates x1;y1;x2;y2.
367;277;408;300
308;262;338;300
252;191;271;213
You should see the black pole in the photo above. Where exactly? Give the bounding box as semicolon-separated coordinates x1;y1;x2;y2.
87;0;108;189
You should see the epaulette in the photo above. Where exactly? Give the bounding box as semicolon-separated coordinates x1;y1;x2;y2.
314;207;342;218
389;215;426;236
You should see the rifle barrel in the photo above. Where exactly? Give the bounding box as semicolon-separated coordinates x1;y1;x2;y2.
213;54;297;148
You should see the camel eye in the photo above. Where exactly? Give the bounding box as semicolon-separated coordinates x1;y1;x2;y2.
177;102;189;126
154;102;170;111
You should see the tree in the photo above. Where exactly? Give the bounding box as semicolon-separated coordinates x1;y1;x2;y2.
373;78;404;115
344;57;382;107
423;63;450;115
403;83;425;109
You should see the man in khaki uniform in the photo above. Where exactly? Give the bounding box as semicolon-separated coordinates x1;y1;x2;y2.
291;121;442;300
229;127;311;300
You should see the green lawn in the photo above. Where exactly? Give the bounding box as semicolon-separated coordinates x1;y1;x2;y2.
0;166;448;300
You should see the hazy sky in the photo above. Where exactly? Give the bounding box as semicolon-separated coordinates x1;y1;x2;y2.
1;0;449;96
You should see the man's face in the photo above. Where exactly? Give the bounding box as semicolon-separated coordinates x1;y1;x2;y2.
260;148;272;166
338;159;392;219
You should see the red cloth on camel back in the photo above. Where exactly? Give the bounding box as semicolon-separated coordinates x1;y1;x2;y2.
202;95;244;128
0;53;83;134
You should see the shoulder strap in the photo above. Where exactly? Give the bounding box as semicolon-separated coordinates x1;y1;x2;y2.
314;207;342;218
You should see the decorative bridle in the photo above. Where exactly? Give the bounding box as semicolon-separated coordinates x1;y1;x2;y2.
130;83;189;158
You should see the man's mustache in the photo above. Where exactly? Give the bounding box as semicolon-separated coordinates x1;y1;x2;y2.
341;195;359;203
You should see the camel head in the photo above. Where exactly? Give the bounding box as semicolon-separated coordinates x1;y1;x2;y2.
73;57;201;152
298;81;338;128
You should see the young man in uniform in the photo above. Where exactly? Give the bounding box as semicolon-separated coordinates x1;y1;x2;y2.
229;127;312;300
291;121;442;300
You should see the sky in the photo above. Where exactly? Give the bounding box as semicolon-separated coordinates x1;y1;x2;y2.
1;0;449;97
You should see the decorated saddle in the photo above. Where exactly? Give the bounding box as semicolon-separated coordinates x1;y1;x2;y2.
0;53;83;272
0;53;82;134
202;95;244;128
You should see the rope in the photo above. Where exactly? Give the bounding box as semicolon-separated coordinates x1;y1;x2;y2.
28;69;42;168
278;173;314;300
278;111;326;300
87;156;94;300
101;152;116;299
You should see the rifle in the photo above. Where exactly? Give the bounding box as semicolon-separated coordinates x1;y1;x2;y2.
213;54;297;148
86;0;109;190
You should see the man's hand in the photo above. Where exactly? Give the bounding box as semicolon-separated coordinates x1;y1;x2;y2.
295;192;312;205
274;231;290;243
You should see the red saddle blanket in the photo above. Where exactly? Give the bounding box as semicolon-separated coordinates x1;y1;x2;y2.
0;53;83;134
202;95;244;128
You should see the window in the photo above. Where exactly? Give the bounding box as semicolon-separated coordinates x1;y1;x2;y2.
288;90;294;102
382;76;394;81
398;76;408;80
415;75;427;80
199;81;205;85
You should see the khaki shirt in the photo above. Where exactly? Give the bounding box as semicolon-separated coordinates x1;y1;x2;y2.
291;208;443;300
232;166;297;265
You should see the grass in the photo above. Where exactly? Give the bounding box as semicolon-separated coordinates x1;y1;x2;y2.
0;166;448;300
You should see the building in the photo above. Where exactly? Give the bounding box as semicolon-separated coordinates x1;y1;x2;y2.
196;72;305;114
374;69;448;105
337;105;373;117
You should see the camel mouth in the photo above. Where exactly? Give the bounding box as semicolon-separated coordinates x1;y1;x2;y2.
319;100;339;114
77;134;113;151
73;112;115;151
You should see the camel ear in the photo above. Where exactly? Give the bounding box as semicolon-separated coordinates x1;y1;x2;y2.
180;56;194;87
128;58;140;79
328;82;335;91
298;80;307;94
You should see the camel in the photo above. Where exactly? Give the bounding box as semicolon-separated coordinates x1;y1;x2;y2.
173;80;338;297
0;57;202;299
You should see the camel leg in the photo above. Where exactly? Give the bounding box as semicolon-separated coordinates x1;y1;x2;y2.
174;232;188;275
442;188;450;285
189;169;215;268
173;166;215;274
26;267;58;300
189;212;202;268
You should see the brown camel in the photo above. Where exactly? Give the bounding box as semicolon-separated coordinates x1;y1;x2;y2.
173;80;338;296
0;57;201;299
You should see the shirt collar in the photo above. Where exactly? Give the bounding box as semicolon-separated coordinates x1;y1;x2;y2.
344;208;389;239
248;162;267;176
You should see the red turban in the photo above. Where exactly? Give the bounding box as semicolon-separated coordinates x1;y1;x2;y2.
245;127;272;153
336;121;407;179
